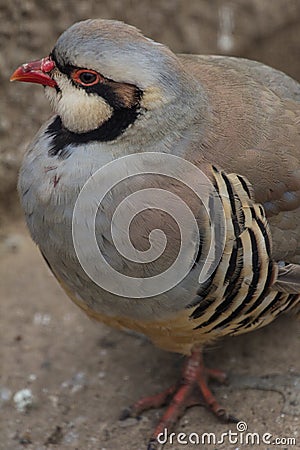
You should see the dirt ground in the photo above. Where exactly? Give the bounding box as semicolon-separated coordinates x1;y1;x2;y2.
0;219;299;450
1;1;300;449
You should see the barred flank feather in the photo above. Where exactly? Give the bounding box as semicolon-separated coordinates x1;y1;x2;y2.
189;167;300;340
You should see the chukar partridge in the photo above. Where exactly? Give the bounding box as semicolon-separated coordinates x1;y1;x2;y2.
11;19;300;450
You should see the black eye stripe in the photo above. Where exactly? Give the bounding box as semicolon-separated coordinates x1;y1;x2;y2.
84;83;142;110
48;49;144;146
51;49;143;108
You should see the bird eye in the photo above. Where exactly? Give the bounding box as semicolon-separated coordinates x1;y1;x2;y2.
72;69;101;86
79;72;97;84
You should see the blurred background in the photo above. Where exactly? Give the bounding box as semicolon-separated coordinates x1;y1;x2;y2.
1;0;300;215
0;2;300;449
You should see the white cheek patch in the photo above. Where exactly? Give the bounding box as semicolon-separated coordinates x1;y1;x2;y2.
45;76;113;133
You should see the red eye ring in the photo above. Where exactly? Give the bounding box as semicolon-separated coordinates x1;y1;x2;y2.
72;69;102;86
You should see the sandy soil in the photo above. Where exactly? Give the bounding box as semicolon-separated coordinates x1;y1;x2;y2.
0;219;299;450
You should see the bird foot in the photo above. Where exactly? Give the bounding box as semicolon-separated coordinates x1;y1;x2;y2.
120;349;238;449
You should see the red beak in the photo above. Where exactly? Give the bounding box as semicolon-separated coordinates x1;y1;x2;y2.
10;57;57;88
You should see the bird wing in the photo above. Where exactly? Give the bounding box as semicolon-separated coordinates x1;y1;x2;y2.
178;54;300;264
179;54;300;102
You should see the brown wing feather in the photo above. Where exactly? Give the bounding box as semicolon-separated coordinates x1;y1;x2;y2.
180;55;300;263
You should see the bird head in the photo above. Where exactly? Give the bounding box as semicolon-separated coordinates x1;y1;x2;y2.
11;19;188;139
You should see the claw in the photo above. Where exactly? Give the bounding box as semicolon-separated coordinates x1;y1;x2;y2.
119;406;133;421
147;438;160;450
122;349;238;448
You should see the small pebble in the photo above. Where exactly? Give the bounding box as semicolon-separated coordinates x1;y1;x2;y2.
118;417;139;428
61;371;87;393
71;372;87;394
48;395;59;408
13;389;33;412
28;374;37;382
63;430;79;444
33;313;51;326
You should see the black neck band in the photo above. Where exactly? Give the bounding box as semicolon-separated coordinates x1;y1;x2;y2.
47;108;139;158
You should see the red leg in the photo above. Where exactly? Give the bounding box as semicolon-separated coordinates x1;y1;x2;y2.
120;348;237;450
120;385;177;419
